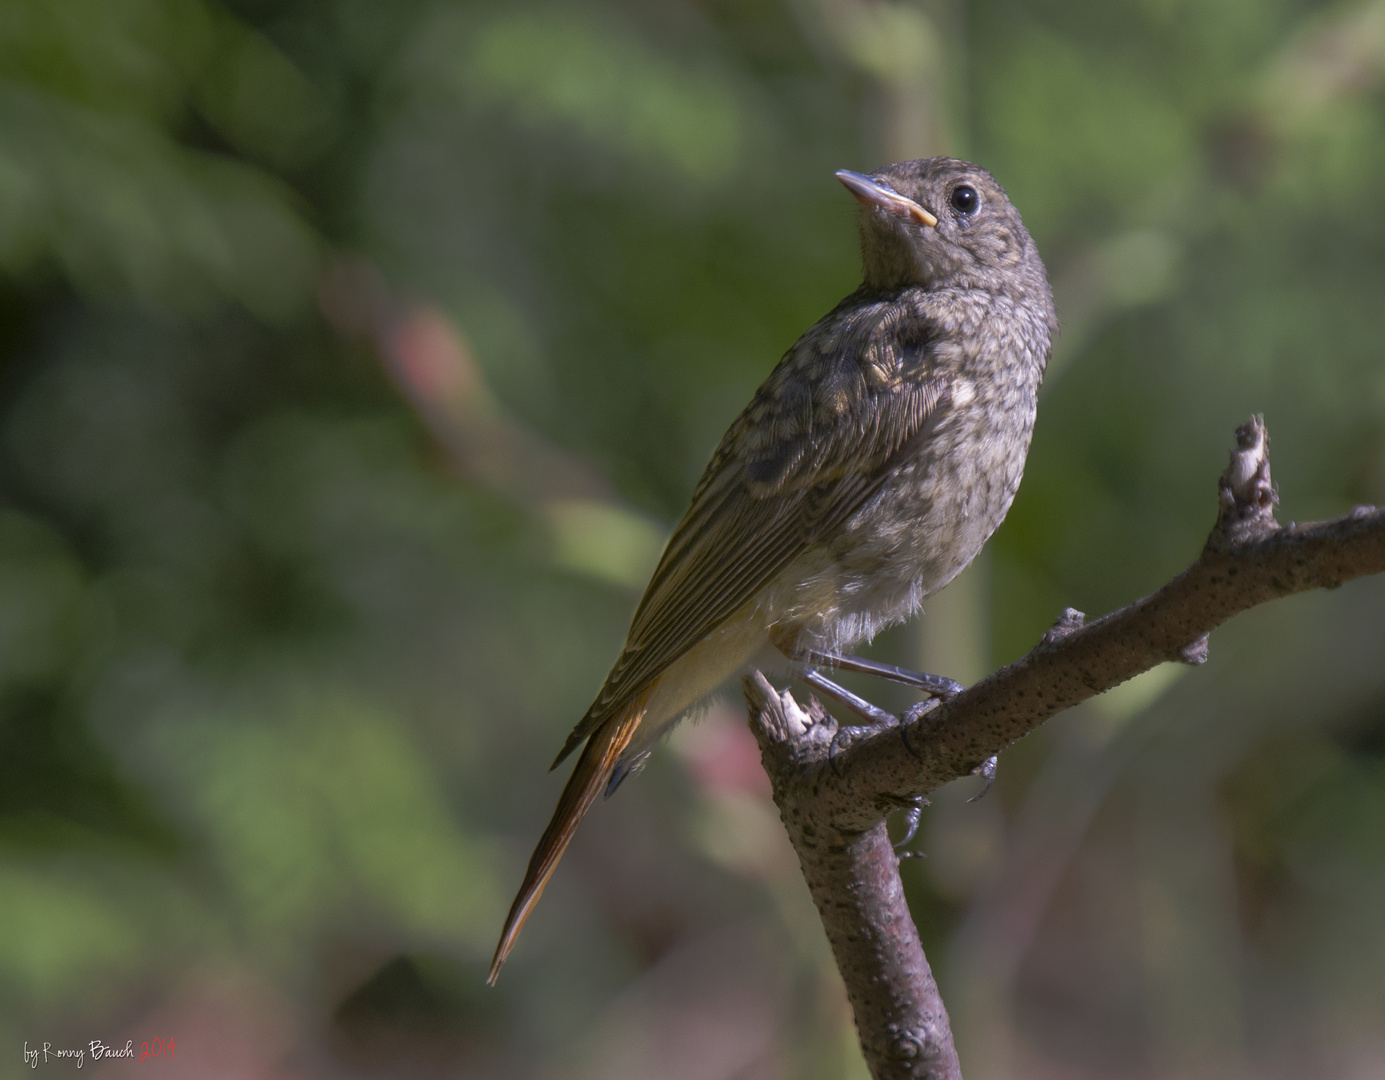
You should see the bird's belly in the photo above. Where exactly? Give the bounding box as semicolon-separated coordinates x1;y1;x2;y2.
773;408;1032;653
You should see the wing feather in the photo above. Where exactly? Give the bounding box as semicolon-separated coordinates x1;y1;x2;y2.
553;296;948;766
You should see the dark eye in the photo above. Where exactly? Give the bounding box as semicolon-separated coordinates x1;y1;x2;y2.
950;185;979;215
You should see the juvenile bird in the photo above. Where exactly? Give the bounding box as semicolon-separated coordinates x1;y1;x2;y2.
489;157;1056;982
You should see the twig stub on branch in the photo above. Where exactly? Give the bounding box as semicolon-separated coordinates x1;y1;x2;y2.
1213;414;1280;547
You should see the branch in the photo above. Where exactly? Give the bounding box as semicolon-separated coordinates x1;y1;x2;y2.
745;676;961;1080
742;417;1385;1080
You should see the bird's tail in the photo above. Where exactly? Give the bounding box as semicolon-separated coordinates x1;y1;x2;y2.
487;694;647;984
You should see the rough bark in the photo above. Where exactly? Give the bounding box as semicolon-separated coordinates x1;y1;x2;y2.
745;676;961;1079
742;417;1385;1080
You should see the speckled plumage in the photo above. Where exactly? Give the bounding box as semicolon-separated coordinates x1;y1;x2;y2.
559;158;1055;761
491;157;1056;982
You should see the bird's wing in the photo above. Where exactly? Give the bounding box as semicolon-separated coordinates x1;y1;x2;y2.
553;297;949;765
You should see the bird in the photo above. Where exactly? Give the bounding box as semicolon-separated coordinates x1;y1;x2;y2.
488;157;1056;983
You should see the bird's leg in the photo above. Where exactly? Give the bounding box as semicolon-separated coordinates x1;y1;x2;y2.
811;642;996;794
799;648;965;699
796;667;896;726
789;667;896;768
771;632;901;766
796;668;899;768
771;633;960;766
799;646;969;766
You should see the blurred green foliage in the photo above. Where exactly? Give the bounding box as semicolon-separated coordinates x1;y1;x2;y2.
0;1;1383;1077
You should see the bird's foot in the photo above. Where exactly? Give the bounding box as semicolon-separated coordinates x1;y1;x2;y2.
899;687;964;756
826;717;896;771
968;755;999;802
893;794;930;859
914;672;966;698
797;667;899;773
791;647;966;700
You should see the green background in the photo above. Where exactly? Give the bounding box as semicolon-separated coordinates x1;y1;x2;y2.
2;1;1384;1077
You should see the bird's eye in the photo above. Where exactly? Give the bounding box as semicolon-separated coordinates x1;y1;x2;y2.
950;185;979;215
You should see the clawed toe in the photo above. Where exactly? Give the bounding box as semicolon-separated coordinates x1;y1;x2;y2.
922;674;965;699
828;719;892;771
968;754;998;802
902;698;941;724
893;795;930;858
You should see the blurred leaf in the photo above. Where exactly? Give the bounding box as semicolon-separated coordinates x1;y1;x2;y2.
0;0;209;122
0;855;208;1011
0;84;320;315
0;512;90;684
459;6;744;185
981;27;1193;237
0;0;323;313
826;0;942;84
191;6;334;171
544;498;666;589
0;863;144;1006
150;695;501;957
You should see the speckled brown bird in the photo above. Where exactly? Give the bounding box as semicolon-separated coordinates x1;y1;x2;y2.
489;157;1056;982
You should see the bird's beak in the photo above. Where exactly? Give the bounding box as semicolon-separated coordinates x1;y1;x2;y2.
835;170;938;228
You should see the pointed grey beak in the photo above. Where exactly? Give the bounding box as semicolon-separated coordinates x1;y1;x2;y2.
835;170;938;228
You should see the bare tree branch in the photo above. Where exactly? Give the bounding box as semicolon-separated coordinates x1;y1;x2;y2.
744;675;962;1080
742;417;1385;1080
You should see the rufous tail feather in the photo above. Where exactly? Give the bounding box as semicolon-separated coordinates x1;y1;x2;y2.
487;694;647;984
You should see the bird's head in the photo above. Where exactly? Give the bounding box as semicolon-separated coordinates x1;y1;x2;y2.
838;158;1045;296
